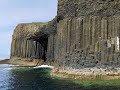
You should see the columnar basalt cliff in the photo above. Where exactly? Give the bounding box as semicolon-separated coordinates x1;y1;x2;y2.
10;0;120;72
55;0;120;69
10;18;57;66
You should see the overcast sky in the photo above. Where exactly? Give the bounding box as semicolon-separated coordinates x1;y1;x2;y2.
0;0;57;60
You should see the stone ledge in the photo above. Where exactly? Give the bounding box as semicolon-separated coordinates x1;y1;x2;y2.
51;67;120;80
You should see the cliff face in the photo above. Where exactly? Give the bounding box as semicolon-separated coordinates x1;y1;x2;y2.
10;18;57;66
55;16;120;68
10;0;120;67
53;0;120;69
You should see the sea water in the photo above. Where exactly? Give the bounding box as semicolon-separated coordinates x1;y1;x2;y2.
0;64;83;90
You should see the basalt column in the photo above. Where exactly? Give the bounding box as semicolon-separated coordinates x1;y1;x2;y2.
11;39;46;60
54;0;120;68
10;23;49;66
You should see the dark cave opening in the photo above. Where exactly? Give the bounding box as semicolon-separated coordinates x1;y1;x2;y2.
37;35;48;62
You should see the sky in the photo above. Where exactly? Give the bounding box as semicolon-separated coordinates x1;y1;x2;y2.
0;0;58;60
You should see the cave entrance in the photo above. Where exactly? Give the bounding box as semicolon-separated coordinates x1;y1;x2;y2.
38;35;48;62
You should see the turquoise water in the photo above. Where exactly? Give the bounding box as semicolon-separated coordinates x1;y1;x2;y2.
0;64;83;90
0;64;120;90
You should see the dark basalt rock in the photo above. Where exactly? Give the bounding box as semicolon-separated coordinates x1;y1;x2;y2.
10;0;120;68
58;0;120;21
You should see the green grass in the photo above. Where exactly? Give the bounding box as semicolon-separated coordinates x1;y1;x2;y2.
72;79;120;90
73;79;120;87
51;74;120;89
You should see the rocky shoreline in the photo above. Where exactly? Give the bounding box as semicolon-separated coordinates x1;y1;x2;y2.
0;58;43;67
0;59;9;64
1;59;120;80
51;67;120;80
9;57;44;66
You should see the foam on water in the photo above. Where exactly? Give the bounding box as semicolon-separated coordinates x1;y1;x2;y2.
0;64;52;71
0;64;13;70
0;64;27;71
33;65;54;69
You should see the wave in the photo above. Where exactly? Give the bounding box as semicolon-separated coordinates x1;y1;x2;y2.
0;64;54;71
33;65;54;69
